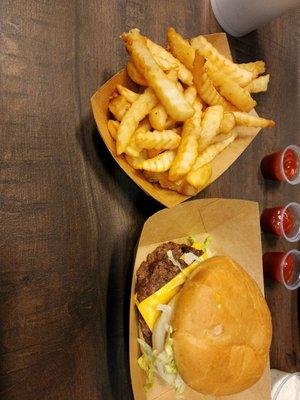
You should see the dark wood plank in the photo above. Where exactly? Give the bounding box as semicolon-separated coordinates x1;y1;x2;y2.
0;1;299;399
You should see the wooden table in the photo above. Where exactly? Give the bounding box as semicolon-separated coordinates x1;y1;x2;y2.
0;1;299;399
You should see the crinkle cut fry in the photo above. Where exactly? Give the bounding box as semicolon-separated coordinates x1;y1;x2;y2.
121;29;194;121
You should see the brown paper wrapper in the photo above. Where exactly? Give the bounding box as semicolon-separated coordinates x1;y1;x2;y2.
91;33;261;208
129;199;271;400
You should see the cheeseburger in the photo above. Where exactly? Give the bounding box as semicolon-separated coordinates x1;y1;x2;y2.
135;238;272;397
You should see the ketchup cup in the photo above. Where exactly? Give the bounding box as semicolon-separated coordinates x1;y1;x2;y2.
263;250;300;290
261;202;300;242
260;144;300;184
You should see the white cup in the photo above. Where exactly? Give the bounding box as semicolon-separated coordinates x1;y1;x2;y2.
271;369;300;400
211;0;300;37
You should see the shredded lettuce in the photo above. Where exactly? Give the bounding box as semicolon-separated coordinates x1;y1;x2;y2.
155;326;185;398
188;235;212;252
187;235;196;245
137;326;185;398
137;338;158;390
202;236;212;251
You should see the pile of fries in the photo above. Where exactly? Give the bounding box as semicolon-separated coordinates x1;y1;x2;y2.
107;28;275;196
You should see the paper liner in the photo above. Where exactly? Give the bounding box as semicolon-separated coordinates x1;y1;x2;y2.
91;33;261;207
129;199;271;400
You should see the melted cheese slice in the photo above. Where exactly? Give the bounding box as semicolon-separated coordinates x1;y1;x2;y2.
137;249;209;331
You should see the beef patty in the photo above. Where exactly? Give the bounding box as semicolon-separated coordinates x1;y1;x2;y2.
135;241;202;345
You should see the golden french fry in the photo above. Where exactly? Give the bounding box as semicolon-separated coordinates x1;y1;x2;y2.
166;68;183;93
167;27;195;71
116;88;157;155
165;64;184;93
200;100;207;111
140;150;176;172
107;119;120;140
173;126;182;135
127;60;147;86
159;173;184;191
169;133;198;180
189;131;237;174
168;99;202;181
192;50;205;77
232;111;275;128
165;69;178;82
147;149;163;158
181;182;199;196
143;170;166;183
121;29;194;121
136;129;181;150
191;34;254;87
186;162;212;189
239;61;266;77
125;150;148;169
145;38;178;70
125;119;151;157
245;75;270;93
149;104;168;131
145;131;179;157
176;81;184;92
116;84;139;103
199;73;232;109
198;105;224;152
145;37;193;85
206;62;256;112
212;133;234;144
108;95;131;121
193;51;232;110
125;140;140;157
138;117;152;131
219;112;235;134
158;173;199;196
165;118;178;129
184;86;197;105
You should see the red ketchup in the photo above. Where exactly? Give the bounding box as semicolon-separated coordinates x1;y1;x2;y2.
261;148;299;181
263;252;293;284
283;149;299;180
260;206;294;236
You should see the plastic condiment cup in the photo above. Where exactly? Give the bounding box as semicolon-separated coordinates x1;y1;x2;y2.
280;145;300;184
281;250;300;290
261;203;300;242
281;203;300;242
263;250;300;290
261;145;300;184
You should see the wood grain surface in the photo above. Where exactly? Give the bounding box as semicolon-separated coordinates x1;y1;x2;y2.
0;1;299;399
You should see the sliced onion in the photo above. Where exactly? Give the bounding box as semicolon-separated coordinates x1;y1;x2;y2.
166;250;182;270
152;296;177;352
182;252;199;265
155;358;175;386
